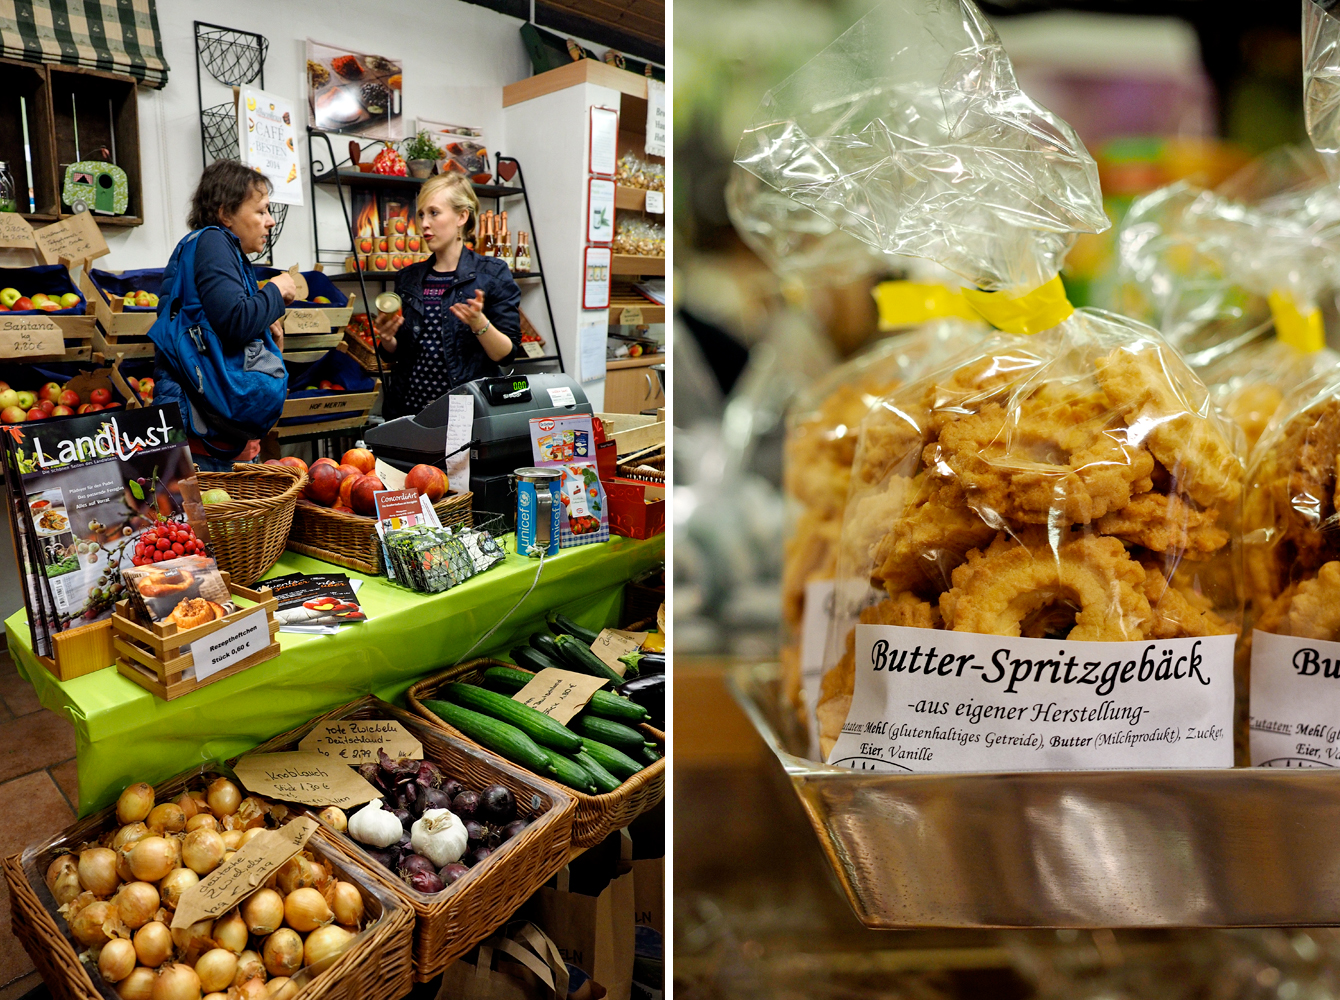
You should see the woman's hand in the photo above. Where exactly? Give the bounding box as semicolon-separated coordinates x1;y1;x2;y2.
239;439;262;462
449;289;488;333
373;309;403;353
269;319;285;352
269;271;297;304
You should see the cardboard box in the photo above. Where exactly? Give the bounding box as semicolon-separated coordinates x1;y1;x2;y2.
603;477;664;539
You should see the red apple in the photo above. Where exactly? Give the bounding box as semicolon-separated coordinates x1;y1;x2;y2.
37;382;62;403
437;468;449;496
0;302;8;312
25;407;44;421
0;381;8;392
349;474;384;516
342;448;375;474
1;406;26;423
392;236;406;252
333;503;354;514
372;254;389;272
59;389;80;407
357;236;374;254
318;380;333;390
12;297;32;311
37;301;60;312
90;388;112;405
51;405;72;416
405;464;445;502
103;402;121;410
38;399;54;414
138;377;155;395
330;384;344;392
304;462;342;506
277;455;309;477
85;403;104;412
76;404;91;414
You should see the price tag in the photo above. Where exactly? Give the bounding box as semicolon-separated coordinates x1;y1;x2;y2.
0;315;64;359
233;750;382;809
171;817;317;929
0;212;35;249
374;458;407;491
618;306;643;326
284;309;329;334
523;341;546;359
591;628;648;676
643;190;664;215
513;667;608;725
547;385;576;408
33;211;108;265
299;719;423;762
193;608;268;682
288;264;309;302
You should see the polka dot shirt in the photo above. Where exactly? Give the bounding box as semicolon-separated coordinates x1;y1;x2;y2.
402;268;456;415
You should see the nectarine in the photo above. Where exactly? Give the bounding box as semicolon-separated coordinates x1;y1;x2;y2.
277;455;309;476
342;448;375;475
405;464;445;502
349;474;384;516
305;462;342;506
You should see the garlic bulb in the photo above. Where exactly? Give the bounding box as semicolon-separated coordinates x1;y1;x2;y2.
346;799;401;848
410;808;467;868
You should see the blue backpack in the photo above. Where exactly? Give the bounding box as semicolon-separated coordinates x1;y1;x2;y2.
148;226;288;448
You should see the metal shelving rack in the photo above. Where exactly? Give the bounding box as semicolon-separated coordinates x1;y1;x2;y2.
305;136;565;373
193;22;286;265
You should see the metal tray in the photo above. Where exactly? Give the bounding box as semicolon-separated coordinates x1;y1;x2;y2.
728;661;1340;929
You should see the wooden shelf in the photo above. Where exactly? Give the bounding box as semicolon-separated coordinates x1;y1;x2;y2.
609;299;664;324
327;270;543;282
611;254;664;275
615;185;664;212
607;353;664;370
503;60;650;107
312;168;520;201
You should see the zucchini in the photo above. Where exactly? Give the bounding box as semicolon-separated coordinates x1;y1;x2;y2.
529;631;565;663
638;745;662;766
510;646;566;676
484;666;648;724
579;737;644;781
546;752;598;794
570;713;651;751
571;751;622;794
546;610;599;645
553;633;624;685
439;683;582;754
420;699;557;774
619;651;664;675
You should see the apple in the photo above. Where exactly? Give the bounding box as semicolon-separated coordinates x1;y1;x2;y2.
90;388;112;405
15;391;35;410
0;287;19;308
305;462;342;506
330;384;344;392
405;464;445;502
38;400;54;414
318;380;333;390
338;474;358;508
25;406;45;421
336;463;362;482
146;293;159;307
342;448;375;475
438;468;450;495
1;406;26;423
0;302;9;312
59;389;80;407
30;293;49;305
135;291;152;307
51;405;72;416
201;488;233;505
12;297;32;311
376;237;389;253
333;503;354;514
103;402;121;410
59;292;81;309
407;236;421;252
372;254;389;272
313;295;331;304
0;389;17;410
357;236;374;254
37;383;62;403
349;474;384;515
37;300;60;312
393;236;406;252
392;218;406;235
76;404;91;414
138;377;155;395
0;381;7;391
277;455;309;476
85;403;103;412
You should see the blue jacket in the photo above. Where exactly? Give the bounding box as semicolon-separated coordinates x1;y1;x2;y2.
153;227;286;457
379;248;522;419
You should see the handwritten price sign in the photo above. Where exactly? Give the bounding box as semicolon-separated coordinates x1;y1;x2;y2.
0;316;63;359
233;750;381;808
299;719;423;762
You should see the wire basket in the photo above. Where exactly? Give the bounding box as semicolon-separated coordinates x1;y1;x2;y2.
201;102;242;163
196;24;268;86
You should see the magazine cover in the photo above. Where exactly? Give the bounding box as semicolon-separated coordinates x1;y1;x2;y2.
266;572;366;627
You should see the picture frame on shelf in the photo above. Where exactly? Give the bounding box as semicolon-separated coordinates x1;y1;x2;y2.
307;40;403;139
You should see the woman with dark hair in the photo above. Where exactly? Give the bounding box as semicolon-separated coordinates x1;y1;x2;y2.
152;159;296;470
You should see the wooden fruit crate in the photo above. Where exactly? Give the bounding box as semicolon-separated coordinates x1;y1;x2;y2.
275;377;381;439
80;268;155;359
112;573;280;700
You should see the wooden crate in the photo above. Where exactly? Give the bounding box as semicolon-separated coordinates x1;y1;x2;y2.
276;377;381;436
80;267;155;359
112;574;280;700
35;619;114;681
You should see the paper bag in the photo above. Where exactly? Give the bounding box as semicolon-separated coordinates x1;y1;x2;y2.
439;921;600;1000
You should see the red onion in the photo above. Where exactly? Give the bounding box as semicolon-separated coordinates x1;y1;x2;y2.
406;869;445;893
440;778;465;801
440;863;469;885
399;854;436;877
452;790;481;819
467;846;493;866
480;785;515;824
500;818;531;842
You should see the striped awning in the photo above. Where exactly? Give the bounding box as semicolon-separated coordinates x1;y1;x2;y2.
0;0;169;88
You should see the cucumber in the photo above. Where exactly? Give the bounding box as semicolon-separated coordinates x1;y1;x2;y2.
570;713;651;751
510;646;566;676
439;683;582;754
638;745;662;766
483;666;649;724
529;631;565;663
420;699;557;774
546;610;599;645
553;633;624;685
571;750;622;794
546;752;598;794
578;737;644;781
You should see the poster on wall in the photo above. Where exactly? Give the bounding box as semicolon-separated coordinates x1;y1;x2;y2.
306;40;403;139
589;106;618;177
238;88;303;206
583;246;611;309
588;178;615;244
417;119;490;179
645;79;666;157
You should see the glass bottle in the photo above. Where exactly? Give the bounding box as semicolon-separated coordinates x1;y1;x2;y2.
480;211;496;257
514;232;532;273
0;162;17;213
497;210;515;271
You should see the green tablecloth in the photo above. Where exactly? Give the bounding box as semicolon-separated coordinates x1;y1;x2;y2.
4;534;663;816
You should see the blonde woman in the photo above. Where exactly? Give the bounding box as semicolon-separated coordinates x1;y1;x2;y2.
374;173;521;418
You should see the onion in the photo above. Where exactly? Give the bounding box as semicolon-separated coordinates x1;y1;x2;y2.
181;829;226;875
220;830;244;851
116;846;137;883
303;924;354;972
52;865;83;905
176;793;200;820
261;928;303;977
159;867;198;908
152;963;201;1000
212;909;248;954
318;806;347;832
283;886;332;932
70;899;116;947
440;863;469;885
113;822;151;851
204;995;228;1000
117;783;155;824
193;948;237;992
146;803;186;836
241;888;284;935
129;838;177;882
238;828;267;848
114;882;160;929
185;814;218;833
117;967;157;1000
266;977;299;999
235;797;268;829
79;847;122;897
233;950;265;986
407;869;444;893
134;921;173;966
99;937;138;983
206;778;241;817
171;918;214;958
274;855;318;895
46;853;77;890
327;880;363;927
234;979;268;1000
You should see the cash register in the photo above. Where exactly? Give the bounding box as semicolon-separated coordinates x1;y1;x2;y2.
364;372;593;520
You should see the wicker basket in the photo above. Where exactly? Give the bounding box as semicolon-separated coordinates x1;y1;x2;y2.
408;660;666;849
197;463;307;586
241;696;576;981
4;764;414;1000
287;491;473;574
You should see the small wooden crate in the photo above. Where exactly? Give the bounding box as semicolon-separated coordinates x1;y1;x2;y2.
288;492;473;574
112;574;281;700
35;619;115;681
81;268;155;359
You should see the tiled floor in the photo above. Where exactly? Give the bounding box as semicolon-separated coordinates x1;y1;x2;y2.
0;647;76;1000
